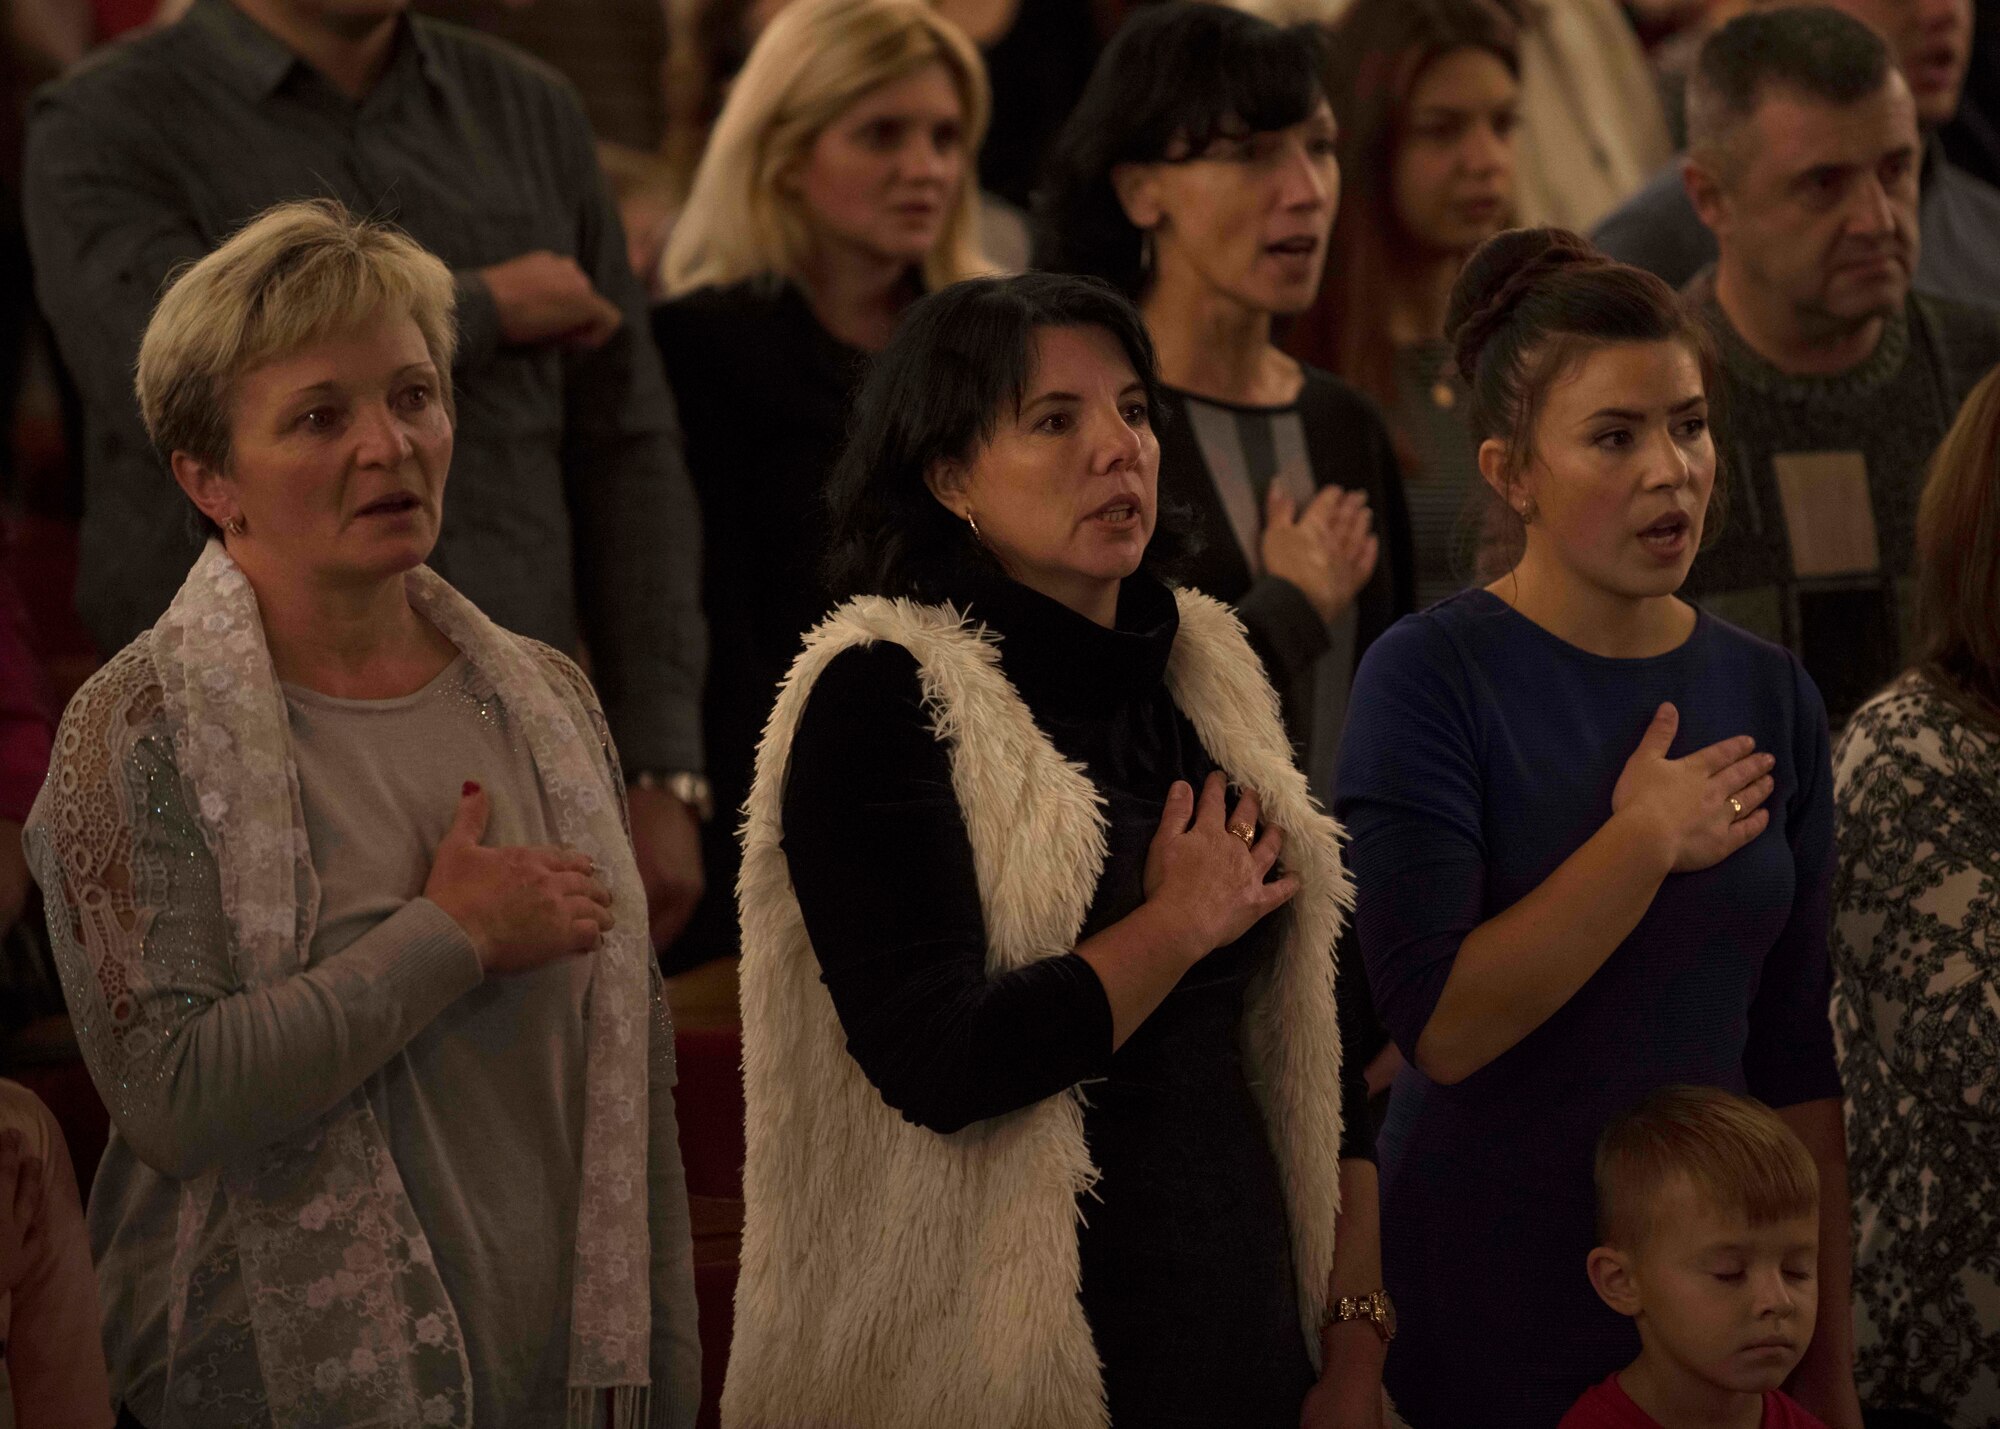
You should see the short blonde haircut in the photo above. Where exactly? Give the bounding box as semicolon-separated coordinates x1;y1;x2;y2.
1595;1086;1819;1251
136;198;458;473
661;0;992;297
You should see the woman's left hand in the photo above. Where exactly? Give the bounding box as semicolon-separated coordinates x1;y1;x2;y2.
1300;1330;1387;1429
626;784;705;949
1300;1376;1385;1429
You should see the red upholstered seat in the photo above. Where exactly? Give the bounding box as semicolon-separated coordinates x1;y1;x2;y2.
6;1053;109;1195
673;1023;745;1200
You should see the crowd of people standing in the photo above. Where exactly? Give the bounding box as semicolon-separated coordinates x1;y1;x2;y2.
0;0;1996;1427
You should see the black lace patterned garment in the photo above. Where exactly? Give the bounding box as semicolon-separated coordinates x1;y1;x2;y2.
1832;673;2000;1426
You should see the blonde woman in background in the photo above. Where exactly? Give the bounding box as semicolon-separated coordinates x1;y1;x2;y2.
650;0;991;969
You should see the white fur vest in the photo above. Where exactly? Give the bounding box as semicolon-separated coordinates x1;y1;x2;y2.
725;587;1351;1429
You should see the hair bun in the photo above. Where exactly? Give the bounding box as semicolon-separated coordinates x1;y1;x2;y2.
1446;227;1603;383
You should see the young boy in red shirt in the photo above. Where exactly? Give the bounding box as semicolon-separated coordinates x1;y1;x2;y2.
1560;1086;1829;1429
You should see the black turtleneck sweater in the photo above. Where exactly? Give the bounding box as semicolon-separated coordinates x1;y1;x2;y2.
781;573;1368;1427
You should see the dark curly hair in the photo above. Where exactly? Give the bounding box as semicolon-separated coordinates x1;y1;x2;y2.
824;271;1191;604
1031;3;1328;298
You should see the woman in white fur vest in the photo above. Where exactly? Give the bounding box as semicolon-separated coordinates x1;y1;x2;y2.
726;273;1391;1429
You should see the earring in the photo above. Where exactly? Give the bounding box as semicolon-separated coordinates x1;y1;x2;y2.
223;515;247;537
1515;496;1537;525
966;510;984;545
1139;228;1157;279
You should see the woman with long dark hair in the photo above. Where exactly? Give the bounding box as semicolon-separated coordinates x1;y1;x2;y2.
1290;0;1520;609
1034;3;1411;792
727;272;1388;1428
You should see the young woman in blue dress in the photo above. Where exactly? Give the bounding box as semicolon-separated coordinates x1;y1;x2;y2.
1334;227;1863;1428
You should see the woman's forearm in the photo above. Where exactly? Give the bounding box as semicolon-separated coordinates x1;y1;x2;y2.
1237;575;1334;687
112;900;481;1178
1416;808;1673;1084
1323;1157;1385;1326
1309;1159;1388;1423
1076;900;1206;1049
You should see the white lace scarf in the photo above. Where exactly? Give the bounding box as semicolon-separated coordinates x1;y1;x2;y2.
148;542;652;1427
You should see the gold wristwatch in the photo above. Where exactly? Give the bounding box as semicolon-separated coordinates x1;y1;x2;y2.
1322;1289;1397;1344
629;769;714;822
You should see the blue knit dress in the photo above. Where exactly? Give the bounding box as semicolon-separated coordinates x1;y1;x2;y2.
1335;591;1842;1427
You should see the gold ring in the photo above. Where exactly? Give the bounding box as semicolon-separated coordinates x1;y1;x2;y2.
1728;796;1744;818
1227;822;1257;846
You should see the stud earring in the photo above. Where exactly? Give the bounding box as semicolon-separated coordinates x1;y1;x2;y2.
223;515;247;537
1515;496;1537;525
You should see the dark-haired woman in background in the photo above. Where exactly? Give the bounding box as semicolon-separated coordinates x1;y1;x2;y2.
1290;0;1520;610
727;272;1388;1428
1035;2;1411;793
1335;228;1861;1426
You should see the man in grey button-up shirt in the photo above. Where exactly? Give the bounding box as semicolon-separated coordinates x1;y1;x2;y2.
24;0;710;942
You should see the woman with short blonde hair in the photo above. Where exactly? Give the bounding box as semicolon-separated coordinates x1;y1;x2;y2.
30;199;700;1429
654;0;994;969
136;198;458;507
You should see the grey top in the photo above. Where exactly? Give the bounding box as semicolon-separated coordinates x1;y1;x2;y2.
1392;340;1496;611
1592;134;2000;308
79;657;698;1428
22;0;705;773
1179;392;1357;797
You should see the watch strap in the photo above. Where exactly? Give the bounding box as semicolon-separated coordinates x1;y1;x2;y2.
628;768;714;821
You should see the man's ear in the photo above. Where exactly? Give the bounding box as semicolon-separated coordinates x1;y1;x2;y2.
1683;151;1730;239
171;451;238;530
1587;1246;1644;1317
1111;161;1163;232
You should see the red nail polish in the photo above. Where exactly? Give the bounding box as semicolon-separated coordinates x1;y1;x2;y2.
463;780;480;795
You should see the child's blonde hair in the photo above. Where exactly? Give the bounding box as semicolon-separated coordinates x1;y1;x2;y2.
1594;1086;1818;1250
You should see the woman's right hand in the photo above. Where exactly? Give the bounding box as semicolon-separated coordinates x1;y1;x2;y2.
423;782;615;976
0;1127;43;1294
1142;772;1299;963
1611;703;1776;873
1261;484;1379;625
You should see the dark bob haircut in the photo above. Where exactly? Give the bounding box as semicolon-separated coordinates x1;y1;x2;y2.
1032;3;1328;298
824;271;1188;605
